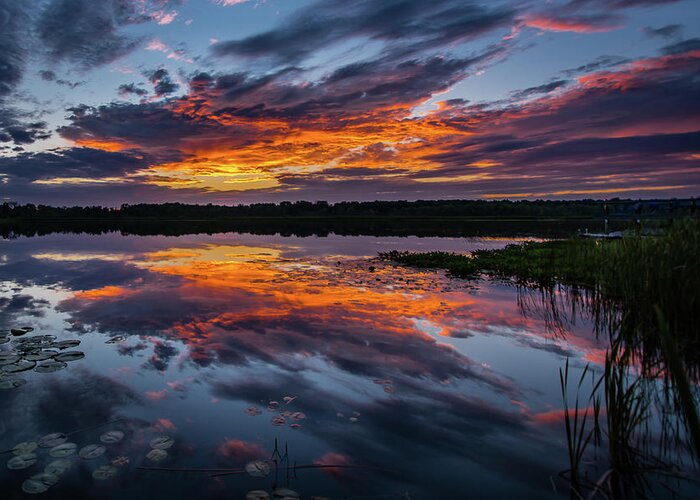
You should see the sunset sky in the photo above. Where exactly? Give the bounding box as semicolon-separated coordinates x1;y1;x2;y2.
1;0;699;205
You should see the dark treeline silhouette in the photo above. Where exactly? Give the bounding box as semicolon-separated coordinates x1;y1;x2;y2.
1;198;696;220
0;218;620;240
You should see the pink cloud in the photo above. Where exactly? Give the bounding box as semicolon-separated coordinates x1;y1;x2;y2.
524;15;620;34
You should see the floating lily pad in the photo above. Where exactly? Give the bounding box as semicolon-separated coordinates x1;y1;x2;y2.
2;360;36;373
79;444;106;460
111;456;129;467
146;449;167;462
23;350;58;362
246;491;270;500
0;353;21;365
50;340;81;350
22;472;59;494
10;329;27;336
45;459;72;476
92;465;118;480
49;442;77;458
7;453;37;470
39;432;67;448
105;336;126;344
12;441;38;455
100;430;124;444
245;406;262;416
0;377;26;389
272;488;300;499
21;327;34;332
149;435;174;450
245;460;271;478
35;361;67;373
53;351;85;362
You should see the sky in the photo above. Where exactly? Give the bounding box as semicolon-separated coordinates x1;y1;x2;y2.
0;0;699;206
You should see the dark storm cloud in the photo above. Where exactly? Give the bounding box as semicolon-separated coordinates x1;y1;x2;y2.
518;131;700;163
661;37;700;55
58;102;214;148
0;1;29;97
212;0;516;64
511;79;569;99
37;0;142;68
642;24;684;39
39;69;85;88
144;68;180;96
118;82;149;97
35;0;182;69
0;147;156;181
0;119;52;145
562;55;630;76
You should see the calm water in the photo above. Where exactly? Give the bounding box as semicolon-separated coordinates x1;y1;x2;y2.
0;231;614;498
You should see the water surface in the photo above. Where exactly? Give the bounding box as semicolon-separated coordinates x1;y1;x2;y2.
0;231;613;498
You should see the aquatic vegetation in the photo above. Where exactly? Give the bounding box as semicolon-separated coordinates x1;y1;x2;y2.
100;430;125;444
146;449;168;462
78;444;106;460
149;436;174;450
0;329;84;385
49;443;77;458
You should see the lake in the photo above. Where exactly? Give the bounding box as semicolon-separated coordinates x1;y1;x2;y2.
0;227;694;499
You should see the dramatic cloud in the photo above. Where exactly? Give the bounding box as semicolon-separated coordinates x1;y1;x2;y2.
144;68;180;96
118;82;149;97
642;24;684;39
211;0;516;64
0;0;697;202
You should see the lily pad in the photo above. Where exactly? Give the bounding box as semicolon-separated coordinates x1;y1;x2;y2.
21;326;34;332
100;430;124;444
50;340;81;350
22;472;59;494
34;360;67;373
245;460;271;478
53;351;85;362
2;360;36;373
0;353;21;365
246;491;271;500
49;442;77;458
45;459;72;476
23;350;58;362
272;488;300;499
12;441;38;455
146;449;167;462
245;406;262;416
0;377;26;389
111;456;129;467
149;435;174;450
92;465;118;480
105;335;126;344
39;432;67;448
79;444;106;460
7;453;37;470
10;329;27;336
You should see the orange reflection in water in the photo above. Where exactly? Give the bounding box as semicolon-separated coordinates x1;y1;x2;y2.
59;241;605;386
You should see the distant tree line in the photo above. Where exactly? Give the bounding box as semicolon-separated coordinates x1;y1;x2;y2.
0;198;696;220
